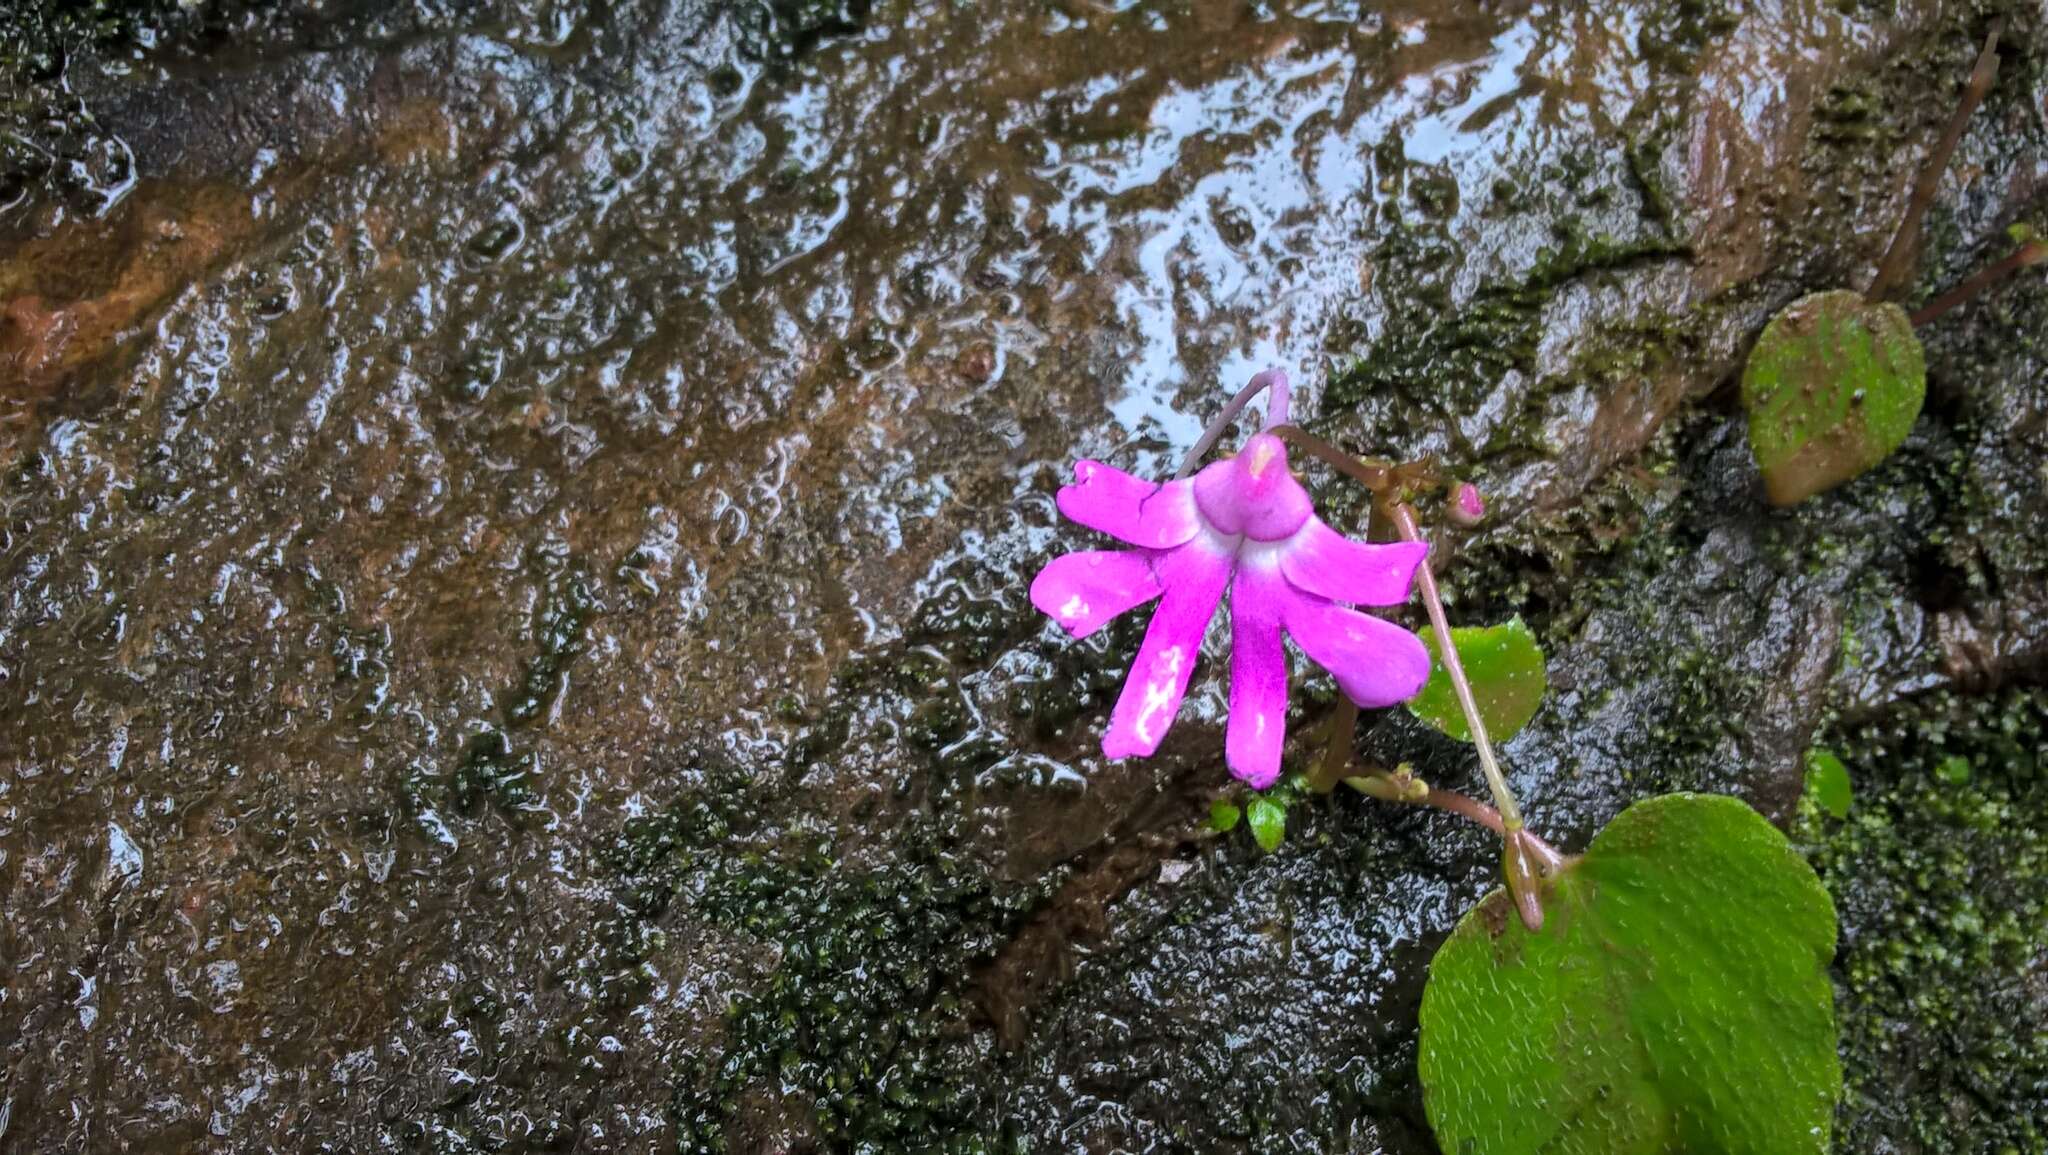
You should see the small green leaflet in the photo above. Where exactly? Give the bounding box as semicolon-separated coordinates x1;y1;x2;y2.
1408;618;1546;742
1208;800;1242;832
1936;754;1973;785
1419;793;1841;1154
1805;748;1852;818
1246;796;1285;852
1741;290;1925;506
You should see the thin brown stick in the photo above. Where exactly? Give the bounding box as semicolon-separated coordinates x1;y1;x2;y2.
1869;20;2004;300
1910;240;2048;326
1307;695;1358;794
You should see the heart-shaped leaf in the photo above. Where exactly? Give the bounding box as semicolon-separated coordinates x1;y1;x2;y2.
1408;618;1546;742
1741;289;1925;505
1420;793;1840;1154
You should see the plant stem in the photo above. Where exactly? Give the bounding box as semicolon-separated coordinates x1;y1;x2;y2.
1270;424;1393;491
1909;240;2047;326
1422;785;1505;834
1271;418;1569;917
1269;423;1530;830
1346;770;1568;866
1174;369;1290;480
1387;502;1526;832
1516;826;1566;873
1869;19;2003;301
1307;695;1358;794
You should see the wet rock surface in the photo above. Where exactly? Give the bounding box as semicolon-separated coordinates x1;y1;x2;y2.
2;1;2044;1151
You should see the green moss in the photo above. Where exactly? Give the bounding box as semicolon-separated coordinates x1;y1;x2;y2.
387;550;599;818
1812;76;1888;146
786;702;852;772
910;575;1028;665
2;1;246;216
1;0;189;81
506;555;599;727
295;563;394;718
581;541;1113;1149
1798;689;2047;1154
1920;255;2048;584
1624;132;1680;238
753;0;875;59
905;692;971;751
595;770;1039;1152
1633;0;1741;74
1320;211;1689;463
451;727;536;812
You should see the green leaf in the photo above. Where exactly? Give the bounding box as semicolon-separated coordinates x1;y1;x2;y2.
1208;800;1242;832
1408;618;1547;742
1936;754;1972;785
1419;793;1840;1154
1741;289;1925;505
1805;748;1853;818
1246;796;1285;853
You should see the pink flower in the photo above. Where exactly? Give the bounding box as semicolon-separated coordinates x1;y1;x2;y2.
1030;377;1432;788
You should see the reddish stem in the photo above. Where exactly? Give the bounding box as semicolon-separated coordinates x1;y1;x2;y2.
1348;772;1568;867
1271;421;1569;912
1869;20;2003;301
1422;786;1505;834
1269;424;1394;491
1386;502;1524;831
1910;240;2047;326
1174;369;1290;480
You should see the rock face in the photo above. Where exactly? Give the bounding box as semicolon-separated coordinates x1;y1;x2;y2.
1;1;2043;1151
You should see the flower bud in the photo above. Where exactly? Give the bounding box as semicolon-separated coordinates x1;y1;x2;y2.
1448;482;1486;527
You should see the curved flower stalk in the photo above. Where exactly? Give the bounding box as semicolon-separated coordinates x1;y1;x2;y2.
1029;371;1431;788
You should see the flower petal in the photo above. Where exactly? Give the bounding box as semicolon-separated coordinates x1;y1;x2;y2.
1103;540;1232;759
1282;591;1432;708
1057;461;1201;549
1280;520;1427;607
1226;565;1290;788
1029;550;1163;638
1190;433;1312;542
